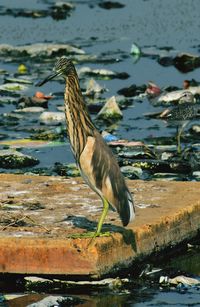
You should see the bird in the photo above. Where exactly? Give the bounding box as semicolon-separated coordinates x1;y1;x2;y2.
161;92;199;153
36;56;135;238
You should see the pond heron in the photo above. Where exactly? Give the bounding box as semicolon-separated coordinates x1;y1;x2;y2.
36;56;135;237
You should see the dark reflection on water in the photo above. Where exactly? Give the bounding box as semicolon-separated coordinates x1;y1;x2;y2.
1;248;200;306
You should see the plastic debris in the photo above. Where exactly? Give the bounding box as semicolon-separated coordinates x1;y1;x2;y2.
39;111;65;124
130;43;142;56
97;96;123;120
34;91;53;100
85;78;107;96
102;131;119;142
159;275;200;287
18;64;28;73
25;276;129;289
0;83;28;92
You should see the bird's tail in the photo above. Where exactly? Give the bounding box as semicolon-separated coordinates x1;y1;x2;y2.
120;189;135;226
109;172;135;227
126;189;135;224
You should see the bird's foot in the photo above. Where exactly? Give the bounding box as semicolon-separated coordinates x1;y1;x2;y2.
67;231;111;239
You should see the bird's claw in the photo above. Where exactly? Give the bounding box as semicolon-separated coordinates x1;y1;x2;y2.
67;231;111;239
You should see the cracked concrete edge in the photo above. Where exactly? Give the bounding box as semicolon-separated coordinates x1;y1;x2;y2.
0;201;199;277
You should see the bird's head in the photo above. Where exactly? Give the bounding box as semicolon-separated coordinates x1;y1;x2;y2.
36;56;74;86
179;91;195;104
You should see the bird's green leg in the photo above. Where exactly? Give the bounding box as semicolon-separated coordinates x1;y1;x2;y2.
67;197;110;240
95;196;109;236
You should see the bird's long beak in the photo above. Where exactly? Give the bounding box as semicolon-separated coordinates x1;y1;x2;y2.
36;71;60;87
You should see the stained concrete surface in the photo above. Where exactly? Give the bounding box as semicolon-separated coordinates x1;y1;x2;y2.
0;174;199;277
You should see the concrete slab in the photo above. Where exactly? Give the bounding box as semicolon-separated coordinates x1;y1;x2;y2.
0;174;199;278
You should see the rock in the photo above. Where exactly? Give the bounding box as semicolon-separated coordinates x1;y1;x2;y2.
99;1;125;9
120;165;142;179
190;125;200;135
130;43;142;56
159;275;200;287
31;127;65;141
0;133;7;140
173;53;200;73
117;84;137;97
114;95;133;108
118;84;146;97
50;2;75;20
0;96;18;104
54;163;80;177
39;112;65;125
0;43;84;58
185;150;200;172
4;77;32;84
192;171;200;181
78;67;129;80
155;145;177;152
0;149;39;168
161;151;174;161
85;78;106;96
87;99;104;113
17;96;49;108
0;83;28;92
26;295;78;307
97;96;123;120
127;159;191;174
118;146;156;160
15;107;45;113
0;3;75;20
152;173;183;181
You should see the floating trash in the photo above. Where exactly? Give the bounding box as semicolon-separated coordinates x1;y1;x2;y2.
0;43;84;58
130;43;142;56
78;66;129;80
31;127;65;141
160;275;200;287
102;131;119;142
85;78;107;96
0;139;64;149
14;106;45;113
18;64;28;73
24;275;129;291
4;77;32;84
39;111;65;124
97;96;123;120
120;165;143;179
0;83;28;92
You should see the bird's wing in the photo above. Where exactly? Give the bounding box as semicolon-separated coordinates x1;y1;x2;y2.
79;132;135;226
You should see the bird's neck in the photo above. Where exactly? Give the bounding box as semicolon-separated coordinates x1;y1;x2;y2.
64;72;95;159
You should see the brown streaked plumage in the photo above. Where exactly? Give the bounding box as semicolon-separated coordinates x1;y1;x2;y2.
36;56;135;236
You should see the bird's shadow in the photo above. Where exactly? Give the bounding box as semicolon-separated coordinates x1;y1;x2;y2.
63;215;137;252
